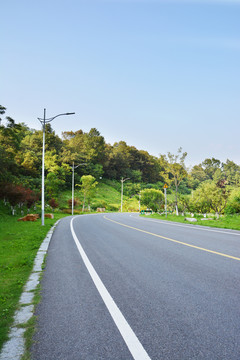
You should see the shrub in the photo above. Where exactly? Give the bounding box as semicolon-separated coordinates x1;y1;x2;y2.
68;198;77;208
225;188;240;214
140;188;164;212
91;200;107;211
49;198;59;209
106;204;119;212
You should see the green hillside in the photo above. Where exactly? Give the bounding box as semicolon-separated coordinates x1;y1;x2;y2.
58;179;139;213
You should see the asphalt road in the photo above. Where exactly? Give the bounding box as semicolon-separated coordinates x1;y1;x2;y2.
31;213;240;360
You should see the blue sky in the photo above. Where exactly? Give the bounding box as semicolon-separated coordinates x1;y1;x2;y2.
1;0;240;166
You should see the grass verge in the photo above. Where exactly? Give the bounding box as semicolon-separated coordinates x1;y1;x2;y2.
0;210;69;352
146;213;240;230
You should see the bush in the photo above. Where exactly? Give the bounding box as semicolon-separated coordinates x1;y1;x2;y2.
91;200;107;211
68;198;77;208
106;204;119;212
49;198;59;209
61;208;81;214
140;188;164;212
225;188;240;214
225;204;240;215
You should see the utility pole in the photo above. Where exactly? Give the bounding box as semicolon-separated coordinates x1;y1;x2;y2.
163;184;168;217
120;177;130;212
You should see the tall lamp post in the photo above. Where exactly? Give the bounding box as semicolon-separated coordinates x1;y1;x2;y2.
72;162;86;215
120;177;130;212
163;183;168;218
38;109;75;226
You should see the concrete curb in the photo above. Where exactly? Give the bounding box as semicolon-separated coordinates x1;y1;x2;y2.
0;220;60;360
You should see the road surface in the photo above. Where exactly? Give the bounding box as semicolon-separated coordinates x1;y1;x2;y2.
31;213;240;359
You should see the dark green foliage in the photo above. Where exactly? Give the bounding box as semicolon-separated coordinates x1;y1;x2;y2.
1;105;240;216
123;183;141;197
177;180;191;195
201;157;221;179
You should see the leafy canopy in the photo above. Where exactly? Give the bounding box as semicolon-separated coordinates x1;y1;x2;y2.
140;188;164;212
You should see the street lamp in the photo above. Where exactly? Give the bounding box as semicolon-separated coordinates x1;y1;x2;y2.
72;162;86;216
38;108;75;226
120;177;130;212
163;183;168;218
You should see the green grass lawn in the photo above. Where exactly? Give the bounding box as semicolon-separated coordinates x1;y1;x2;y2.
0;207;68;351
146;213;240;230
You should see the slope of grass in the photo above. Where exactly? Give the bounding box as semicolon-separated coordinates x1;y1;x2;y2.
58;179;123;212
92;180;122;210
0;202;68;351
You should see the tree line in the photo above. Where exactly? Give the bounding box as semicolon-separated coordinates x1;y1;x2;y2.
1;105;240;215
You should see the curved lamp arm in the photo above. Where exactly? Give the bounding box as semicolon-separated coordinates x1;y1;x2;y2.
38;112;75;124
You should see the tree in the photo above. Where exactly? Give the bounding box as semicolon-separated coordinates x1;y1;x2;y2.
201;158;221;180
0;116;30;181
104;141;133;180
191;186;211;214
78;175;98;212
192;181;230;217
20;130;43;175
188;165;208;189
62;128;106;168
140;188;164;212
0;183;25;214
124;183;141;197
225;187;240;214
222;160;240;186
0;183;37;215
160;147;188;215
212;168;226;186
0;145;15;182
45;173;65;198
0;105;6;124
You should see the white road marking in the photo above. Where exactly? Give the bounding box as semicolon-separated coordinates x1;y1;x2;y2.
70;217;151;360
130;214;240;236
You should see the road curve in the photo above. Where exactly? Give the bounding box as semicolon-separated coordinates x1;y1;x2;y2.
31;213;240;360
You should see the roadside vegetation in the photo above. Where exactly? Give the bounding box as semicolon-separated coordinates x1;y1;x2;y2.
146;213;240;231
1;105;240;222
0;202;68;350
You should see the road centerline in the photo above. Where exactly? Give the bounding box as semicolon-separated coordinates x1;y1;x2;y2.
70;217;151;360
104;215;240;262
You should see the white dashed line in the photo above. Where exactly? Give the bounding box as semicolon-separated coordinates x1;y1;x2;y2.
70;216;151;360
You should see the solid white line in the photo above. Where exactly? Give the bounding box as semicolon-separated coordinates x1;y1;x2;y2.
70;217;151;360
130;214;240;236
